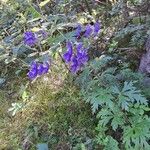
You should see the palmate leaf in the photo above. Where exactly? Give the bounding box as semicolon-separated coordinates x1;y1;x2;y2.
86;87;114;113
111;107;125;131
97;107;113;127
123;116;150;150
104;136;119;150
96;126;119;150
97;106;125;131
112;81;147;110
118;94;130;111
122;82;147;104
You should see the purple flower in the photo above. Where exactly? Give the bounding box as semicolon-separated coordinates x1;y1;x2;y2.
27;61;50;80
76;43;88;65
75;24;82;37
27;68;37;80
69;43;89;74
77;50;88;65
94;21;100;36
76;43;83;52
23;31;37;46
71;56;79;73
42;62;50;74
84;24;93;38
63;41;89;74
37;63;44;75
30;61;37;69
63;41;73;62
37;62;50;76
27;61;38;80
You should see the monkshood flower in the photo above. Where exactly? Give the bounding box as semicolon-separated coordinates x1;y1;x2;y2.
27;61;50;80
74;21;101;39
37;62;50;76
42;62;50;74
84;24;93;38
37;63;44;75
70;56;79;73
27;61;38;80
76;42;83;51
94;21;100;36
63;41;89;74
77;50;88;66
70;43;89;73
63;41;73;62
76;43;88;66
24;31;37;46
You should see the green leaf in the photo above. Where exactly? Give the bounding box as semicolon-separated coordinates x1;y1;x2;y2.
97;106;125;131
112;81;147;110
47;31;76;47
104;136;119;150
97;108;113;127
86;87;114;113
123;117;150;150
27;6;41;19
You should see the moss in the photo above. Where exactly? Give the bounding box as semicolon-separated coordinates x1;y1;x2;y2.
0;72;96;149
23;79;96;148
0;90;21;149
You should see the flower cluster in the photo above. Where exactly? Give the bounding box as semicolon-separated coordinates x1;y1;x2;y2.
25;21;100;78
24;31;37;46
63;21;100;73
63;41;88;73
75;21;100;38
27;61;50;80
23;30;47;46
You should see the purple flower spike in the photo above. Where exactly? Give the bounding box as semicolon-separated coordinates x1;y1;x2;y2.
71;56;79;73
63;41;73;62
84;24;93;38
94;21;100;36
76;43;88;65
24;31;37;46
77;50;88;66
43;62;50;74
76;43;83;53
75;24;82;37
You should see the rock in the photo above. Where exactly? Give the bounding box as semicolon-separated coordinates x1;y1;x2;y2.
138;36;150;74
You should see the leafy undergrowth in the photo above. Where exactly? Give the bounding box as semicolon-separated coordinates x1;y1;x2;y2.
0;68;97;150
